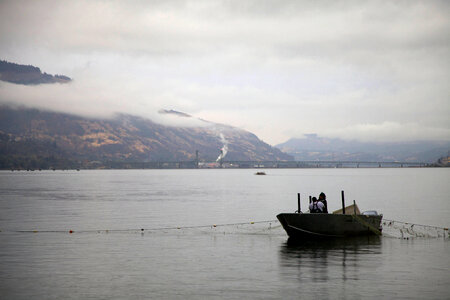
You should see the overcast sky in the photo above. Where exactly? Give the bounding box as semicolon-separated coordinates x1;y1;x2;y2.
0;0;449;144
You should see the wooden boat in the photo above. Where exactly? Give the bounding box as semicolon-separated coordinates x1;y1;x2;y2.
277;191;382;239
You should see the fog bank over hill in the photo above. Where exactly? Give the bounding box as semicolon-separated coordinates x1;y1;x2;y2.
1;60;448;167
277;134;450;163
0;60;210;128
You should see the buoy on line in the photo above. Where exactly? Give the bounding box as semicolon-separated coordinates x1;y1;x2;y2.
69;230;73;234
250;222;254;224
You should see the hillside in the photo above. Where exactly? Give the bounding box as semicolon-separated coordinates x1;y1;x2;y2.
0;106;292;169
276;134;450;163
0;60;71;85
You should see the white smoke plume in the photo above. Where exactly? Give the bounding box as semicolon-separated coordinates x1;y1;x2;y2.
216;133;228;162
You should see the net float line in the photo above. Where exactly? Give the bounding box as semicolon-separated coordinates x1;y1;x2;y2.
1;220;280;234
1;219;447;238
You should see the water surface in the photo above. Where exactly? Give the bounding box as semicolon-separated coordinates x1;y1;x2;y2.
0;169;449;299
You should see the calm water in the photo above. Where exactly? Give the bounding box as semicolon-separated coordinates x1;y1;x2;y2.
0;168;449;299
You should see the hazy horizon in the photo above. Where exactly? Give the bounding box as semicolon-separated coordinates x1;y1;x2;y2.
1;0;449;145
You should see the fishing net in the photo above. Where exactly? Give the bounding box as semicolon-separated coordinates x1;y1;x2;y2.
140;219;448;239
5;219;448;239
138;220;285;236
381;219;449;239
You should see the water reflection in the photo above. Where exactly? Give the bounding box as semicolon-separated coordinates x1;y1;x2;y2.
279;236;382;285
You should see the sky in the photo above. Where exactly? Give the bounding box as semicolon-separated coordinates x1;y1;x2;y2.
0;0;449;145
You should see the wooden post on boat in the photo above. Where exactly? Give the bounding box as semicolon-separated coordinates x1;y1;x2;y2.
341;190;345;214
297;193;301;213
353;200;356;215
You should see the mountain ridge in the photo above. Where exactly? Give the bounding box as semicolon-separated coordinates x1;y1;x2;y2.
0;106;293;169
276;134;450;163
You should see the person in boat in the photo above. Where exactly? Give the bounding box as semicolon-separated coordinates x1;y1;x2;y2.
318;192;328;213
309;197;324;213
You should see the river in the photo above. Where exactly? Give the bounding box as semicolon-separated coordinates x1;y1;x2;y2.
0;168;449;299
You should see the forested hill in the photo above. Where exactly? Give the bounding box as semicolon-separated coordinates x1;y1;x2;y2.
0;106;293;169
0;60;71;85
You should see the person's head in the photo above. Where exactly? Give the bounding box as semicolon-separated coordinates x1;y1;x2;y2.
312;197;318;202
319;192;326;200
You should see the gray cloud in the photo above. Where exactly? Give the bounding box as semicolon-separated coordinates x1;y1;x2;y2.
0;0;449;144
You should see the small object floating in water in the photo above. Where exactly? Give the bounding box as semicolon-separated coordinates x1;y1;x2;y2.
255;171;266;175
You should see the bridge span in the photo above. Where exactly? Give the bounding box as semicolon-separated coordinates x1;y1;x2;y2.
105;160;429;169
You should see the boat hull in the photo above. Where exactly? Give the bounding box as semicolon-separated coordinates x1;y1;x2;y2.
277;213;382;239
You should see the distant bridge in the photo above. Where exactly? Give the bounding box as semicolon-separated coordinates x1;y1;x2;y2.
104;160;430;169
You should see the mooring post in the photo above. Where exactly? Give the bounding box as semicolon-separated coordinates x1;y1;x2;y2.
297;193;301;213
341;190;345;215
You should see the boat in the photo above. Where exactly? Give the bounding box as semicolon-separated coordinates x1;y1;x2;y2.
255;171;266;175
277;191;383;239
